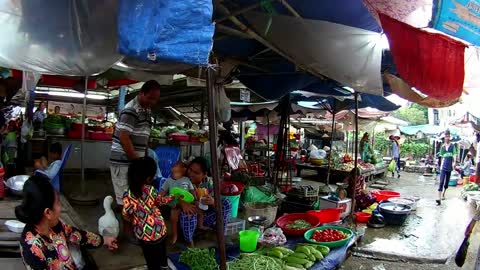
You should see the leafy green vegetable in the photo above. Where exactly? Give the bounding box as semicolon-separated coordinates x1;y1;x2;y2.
286;220;312;230
179;248;218;270
151;128;161;138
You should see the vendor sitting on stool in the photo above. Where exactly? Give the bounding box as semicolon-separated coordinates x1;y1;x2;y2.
344;168;376;211
34;143;62;180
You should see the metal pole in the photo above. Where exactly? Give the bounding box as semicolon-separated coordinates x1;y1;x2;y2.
70;77;98;205
351;93;359;223
346;131;349;155
267;112;271;178
80;76;88;193
326;100;336;186
206;67;227;270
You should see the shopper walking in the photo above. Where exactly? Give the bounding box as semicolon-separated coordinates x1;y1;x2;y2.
110;80;161;238
437;130;456;205
390;135;401;178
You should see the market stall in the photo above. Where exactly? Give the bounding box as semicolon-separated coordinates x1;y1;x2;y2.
0;1;460;269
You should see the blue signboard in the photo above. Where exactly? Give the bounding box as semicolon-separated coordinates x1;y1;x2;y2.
432;0;480;45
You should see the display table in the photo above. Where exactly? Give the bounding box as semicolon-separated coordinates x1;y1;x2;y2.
296;162;375;182
168;236;355;270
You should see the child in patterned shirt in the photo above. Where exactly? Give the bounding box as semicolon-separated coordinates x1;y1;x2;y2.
123;157;173;270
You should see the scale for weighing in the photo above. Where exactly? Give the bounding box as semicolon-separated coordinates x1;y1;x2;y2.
247;215;267;233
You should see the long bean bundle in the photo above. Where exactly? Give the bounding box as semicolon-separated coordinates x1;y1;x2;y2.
227;254;284;270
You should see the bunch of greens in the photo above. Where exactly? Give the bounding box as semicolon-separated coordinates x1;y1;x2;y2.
179;248;218;270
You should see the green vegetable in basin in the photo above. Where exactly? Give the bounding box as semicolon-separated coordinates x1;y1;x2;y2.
286;219;312;230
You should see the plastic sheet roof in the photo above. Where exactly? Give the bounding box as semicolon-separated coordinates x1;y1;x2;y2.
1;0;475;110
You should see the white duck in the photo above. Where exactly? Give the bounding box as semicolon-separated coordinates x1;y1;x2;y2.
98;195;119;238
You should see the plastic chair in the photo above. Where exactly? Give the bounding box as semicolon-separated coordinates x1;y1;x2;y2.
35;144;72;192
154;146;181;179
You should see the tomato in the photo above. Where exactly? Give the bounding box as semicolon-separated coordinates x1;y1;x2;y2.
310;228;348;242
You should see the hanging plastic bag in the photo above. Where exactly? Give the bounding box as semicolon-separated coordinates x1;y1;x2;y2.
21;121;33;143
310;149;327;160
388;159;396;172
258;227;287;247
216;85;231;122
244;186;276;204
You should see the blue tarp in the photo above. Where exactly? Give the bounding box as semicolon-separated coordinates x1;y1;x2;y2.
118;0;214;65
432;0;480;46
168;237;354;270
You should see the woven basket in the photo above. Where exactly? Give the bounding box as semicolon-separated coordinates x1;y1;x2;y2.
244;202;278;227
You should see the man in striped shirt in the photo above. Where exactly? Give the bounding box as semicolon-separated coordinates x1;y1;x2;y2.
110;80;161;206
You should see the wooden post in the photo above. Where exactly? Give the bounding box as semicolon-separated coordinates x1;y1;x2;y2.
206;67;227;270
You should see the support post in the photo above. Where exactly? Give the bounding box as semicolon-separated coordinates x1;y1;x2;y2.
326;100;336;186
206;67;227;270
351;93;359;223
70;77;98;205
80;76;88;193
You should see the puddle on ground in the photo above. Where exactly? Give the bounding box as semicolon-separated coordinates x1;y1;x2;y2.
358;197;473;261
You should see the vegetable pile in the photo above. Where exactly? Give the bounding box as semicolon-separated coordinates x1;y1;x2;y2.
179;248;218;270
286;219;312;230
253;244;330;270
310;228;349;243
464;183;479;191
227;254;283;270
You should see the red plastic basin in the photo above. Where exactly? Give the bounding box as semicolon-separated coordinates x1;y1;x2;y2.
355;212;371;223
307;208;342;224
372;190;400;202
276;213;320;236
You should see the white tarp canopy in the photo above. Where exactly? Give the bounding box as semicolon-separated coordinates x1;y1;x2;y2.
0;0;122;75
244;11;384;95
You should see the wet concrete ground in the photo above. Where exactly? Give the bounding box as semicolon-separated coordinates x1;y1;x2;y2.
344;173;480;269
62;170;480;269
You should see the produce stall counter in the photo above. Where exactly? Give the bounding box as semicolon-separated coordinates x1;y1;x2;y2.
48;136;112;170
168;236;355;270
296;162;374;182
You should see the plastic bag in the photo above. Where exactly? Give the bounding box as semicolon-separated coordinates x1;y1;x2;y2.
310;149;327;160
216;86;231;122
388;159;396;172
21;121;33;143
244;186;276;204
258;227;287;247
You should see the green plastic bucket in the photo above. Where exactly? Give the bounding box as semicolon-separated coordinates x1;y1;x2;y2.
222;194;241;218
239;230;259;252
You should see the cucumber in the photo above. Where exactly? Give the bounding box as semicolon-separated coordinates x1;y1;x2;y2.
274;247;294;256
285;263;306;269
316;245;330;257
290;252;307;259
286;256;309;265
304;261;314;269
307;253;316;262
268;250;284;259
295;246;311;255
